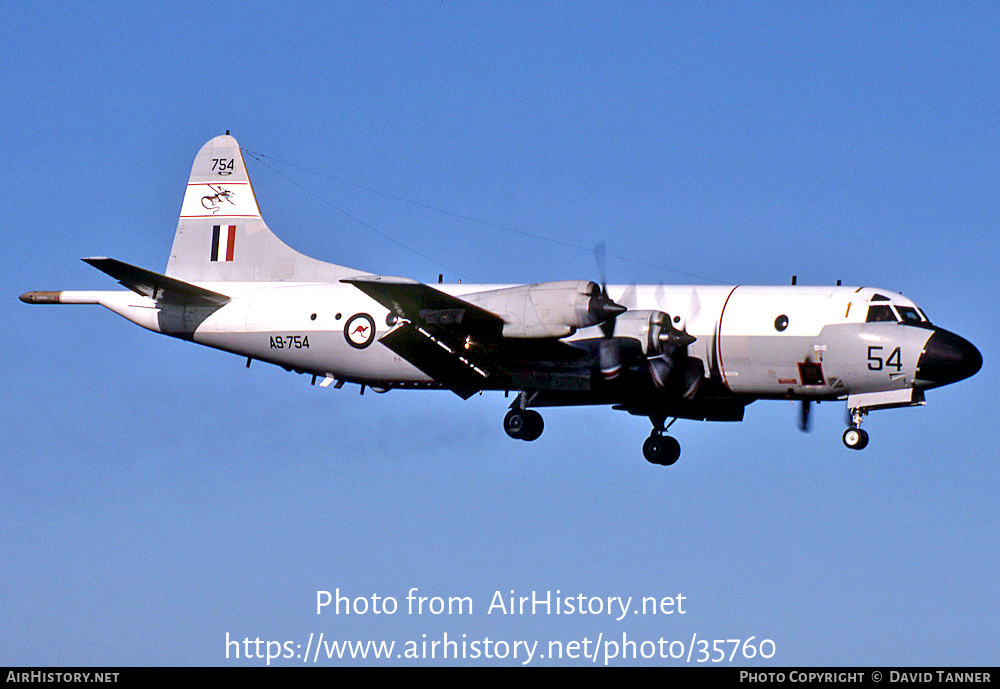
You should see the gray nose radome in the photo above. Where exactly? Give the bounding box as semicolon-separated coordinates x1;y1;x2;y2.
916;329;982;387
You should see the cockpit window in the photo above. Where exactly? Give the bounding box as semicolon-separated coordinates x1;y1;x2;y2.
895;306;923;323
870;293;890;302
866;305;896;323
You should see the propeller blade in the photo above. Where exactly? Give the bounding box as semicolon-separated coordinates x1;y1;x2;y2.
798;400;811;432
599;338;623;380
653;282;666;307
594;242;607;289
686;287;702;321
683;357;704;399
590;243;627;336
618;283;638;310
648;354;674;388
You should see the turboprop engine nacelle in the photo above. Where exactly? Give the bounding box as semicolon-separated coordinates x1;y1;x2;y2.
465;280;624;339
602;310;702;394
609;310;695;355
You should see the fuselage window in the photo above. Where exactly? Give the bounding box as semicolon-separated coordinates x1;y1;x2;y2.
866;305;897;323
895;306;923;324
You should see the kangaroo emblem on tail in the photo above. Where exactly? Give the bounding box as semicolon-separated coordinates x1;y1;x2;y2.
201;185;235;213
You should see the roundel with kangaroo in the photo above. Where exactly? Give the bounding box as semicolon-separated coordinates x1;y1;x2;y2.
344;313;376;349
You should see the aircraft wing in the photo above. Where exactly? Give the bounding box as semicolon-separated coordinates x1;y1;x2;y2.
342;276;505;398
83;257;230;306
342;276;591;398
341;276;504;339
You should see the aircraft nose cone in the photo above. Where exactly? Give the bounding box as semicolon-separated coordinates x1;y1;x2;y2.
916;329;982;386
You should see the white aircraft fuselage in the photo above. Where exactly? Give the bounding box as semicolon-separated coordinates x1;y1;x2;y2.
22;134;981;465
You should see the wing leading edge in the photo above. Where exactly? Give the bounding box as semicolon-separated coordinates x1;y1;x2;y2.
341;276;504;338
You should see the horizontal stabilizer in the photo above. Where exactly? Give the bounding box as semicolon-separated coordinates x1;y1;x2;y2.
83;257;230;306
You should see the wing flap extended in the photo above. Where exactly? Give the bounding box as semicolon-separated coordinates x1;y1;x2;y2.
83;257;230;306
379;323;495;399
344;276;605;394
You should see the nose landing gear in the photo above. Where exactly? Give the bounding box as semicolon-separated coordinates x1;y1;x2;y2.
643;416;680;466
643;434;680;465
842;408;870;450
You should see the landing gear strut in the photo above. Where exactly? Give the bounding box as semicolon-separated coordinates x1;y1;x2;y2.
643;416;680;466
504;393;544;441
842;407;870;450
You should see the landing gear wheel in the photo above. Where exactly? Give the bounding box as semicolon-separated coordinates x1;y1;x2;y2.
504;409;544;441
842;427;869;450
504;409;526;439
643;434;680;466
521;410;544;441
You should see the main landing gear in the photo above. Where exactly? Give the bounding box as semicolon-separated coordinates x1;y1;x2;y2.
643;416;680;466
842;407;870;450
504;394;544;442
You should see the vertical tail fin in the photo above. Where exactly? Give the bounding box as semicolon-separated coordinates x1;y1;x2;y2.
166;134;359;283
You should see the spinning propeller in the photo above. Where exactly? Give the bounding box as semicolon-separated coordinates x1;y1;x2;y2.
591;243;627;330
593;243;627;379
590;245;701;396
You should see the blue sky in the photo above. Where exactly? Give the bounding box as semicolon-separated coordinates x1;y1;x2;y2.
2;1;998;666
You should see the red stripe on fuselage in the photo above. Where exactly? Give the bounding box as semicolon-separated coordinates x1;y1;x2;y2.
716;286;740;391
